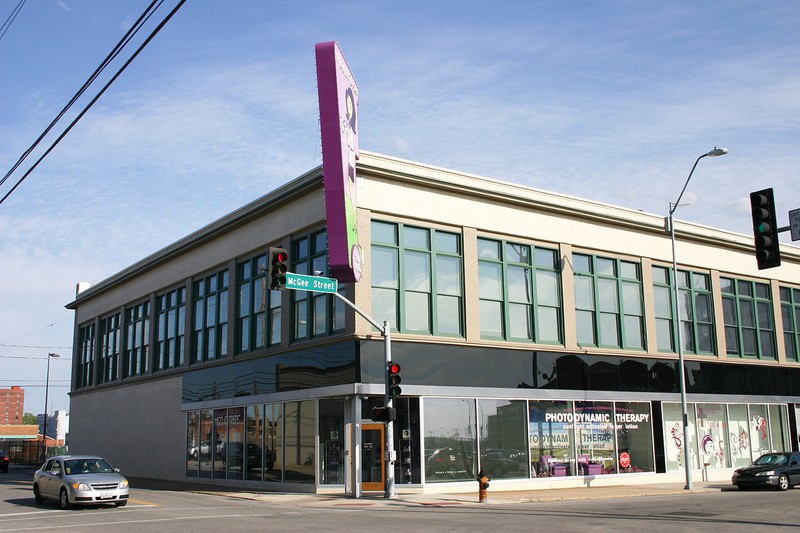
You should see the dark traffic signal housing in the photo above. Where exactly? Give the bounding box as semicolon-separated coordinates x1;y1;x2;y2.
268;247;289;290
750;188;781;270
387;362;402;397
372;406;397;422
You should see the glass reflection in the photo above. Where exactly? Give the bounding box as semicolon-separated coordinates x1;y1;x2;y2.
424;398;477;482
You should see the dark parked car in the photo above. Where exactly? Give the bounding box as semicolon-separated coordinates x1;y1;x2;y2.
0;450;9;473
732;452;800;491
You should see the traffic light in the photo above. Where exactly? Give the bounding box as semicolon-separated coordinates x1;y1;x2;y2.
268;247;289;290
750;188;781;270
371;407;397;422
387;362;402;397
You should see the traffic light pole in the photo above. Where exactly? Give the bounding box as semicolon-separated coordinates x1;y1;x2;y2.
332;292;397;499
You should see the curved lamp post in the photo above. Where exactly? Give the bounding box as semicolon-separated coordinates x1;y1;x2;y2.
667;147;727;490
41;352;60;461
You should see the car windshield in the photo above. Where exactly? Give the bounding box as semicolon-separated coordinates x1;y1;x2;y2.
64;459;115;475
753;453;789;466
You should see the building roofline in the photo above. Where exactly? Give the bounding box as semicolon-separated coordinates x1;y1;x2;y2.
66;165;324;309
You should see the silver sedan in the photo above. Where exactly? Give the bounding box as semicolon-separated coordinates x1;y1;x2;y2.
33;455;130;509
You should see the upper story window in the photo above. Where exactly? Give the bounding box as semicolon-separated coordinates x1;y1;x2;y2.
721;277;775;359
371;221;463;336
77;322;95;389
292;230;345;341
573;254;644;350
237;252;281;352
98;314;120;384
191;270;229;364
477;238;562;343
652;266;715;355
123;301;150;378
154;287;185;371
780;286;800;362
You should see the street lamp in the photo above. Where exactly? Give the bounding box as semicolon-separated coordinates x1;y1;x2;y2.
667;147;727;490
41;352;60;461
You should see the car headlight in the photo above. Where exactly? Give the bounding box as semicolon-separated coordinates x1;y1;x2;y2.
755;470;775;476
119;479;129;489
72;482;91;491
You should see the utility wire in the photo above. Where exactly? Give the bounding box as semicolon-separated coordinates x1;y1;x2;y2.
0;0;25;43
0;0;161;191
0;0;187;205
1;315;72;345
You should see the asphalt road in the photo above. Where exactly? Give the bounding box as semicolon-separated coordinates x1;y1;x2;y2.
1;467;798;532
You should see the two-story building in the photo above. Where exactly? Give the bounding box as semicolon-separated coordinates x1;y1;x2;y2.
66;152;800;494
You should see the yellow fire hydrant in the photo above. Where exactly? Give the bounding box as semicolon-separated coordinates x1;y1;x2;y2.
477;468;490;503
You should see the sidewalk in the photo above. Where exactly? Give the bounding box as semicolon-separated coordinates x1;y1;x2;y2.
189;481;727;509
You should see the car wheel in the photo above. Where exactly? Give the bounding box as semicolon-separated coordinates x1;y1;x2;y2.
115;500;128;507
59;488;71;510
33;485;43;505
778;474;790;491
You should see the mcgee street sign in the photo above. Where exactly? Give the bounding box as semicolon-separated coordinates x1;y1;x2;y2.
284;272;339;294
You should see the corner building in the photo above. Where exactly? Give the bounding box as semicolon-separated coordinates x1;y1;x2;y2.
67;152;800;493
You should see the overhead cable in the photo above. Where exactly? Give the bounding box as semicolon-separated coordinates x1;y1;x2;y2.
0;0;187;206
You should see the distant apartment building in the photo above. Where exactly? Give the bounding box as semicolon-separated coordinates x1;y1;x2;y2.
0;386;24;425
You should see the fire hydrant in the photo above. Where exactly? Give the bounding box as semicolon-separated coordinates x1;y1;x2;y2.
477;468;490;503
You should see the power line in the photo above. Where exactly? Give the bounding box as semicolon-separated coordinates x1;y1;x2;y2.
1;315;72;345
0;0;187;205
0;0;25;43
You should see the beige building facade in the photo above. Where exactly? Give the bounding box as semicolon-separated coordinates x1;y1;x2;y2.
66;152;800;493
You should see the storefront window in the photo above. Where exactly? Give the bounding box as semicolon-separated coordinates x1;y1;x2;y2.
727;404;751;467
749;404;771;458
695;403;728;469
245;405;263;481
529;400;575;477
213;408;227;479
478;399;529;479
266;403;282;482
226;407;245;480
319;400;345;484
198;409;213;478
575;401;615;475
424;398;477;482
284;400;316;483
186;411;200;477
662;402;699;471
614;402;654;473
768;404;790;452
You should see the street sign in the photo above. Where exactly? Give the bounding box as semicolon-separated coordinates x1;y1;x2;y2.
284;272;339;293
790;208;800;242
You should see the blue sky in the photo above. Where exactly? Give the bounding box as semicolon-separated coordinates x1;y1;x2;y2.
1;0;799;416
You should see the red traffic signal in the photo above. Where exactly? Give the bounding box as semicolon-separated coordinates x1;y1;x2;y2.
387;362;401;397
269;247;289;290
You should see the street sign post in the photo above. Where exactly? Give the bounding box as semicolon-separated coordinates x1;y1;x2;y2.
284;272;339;293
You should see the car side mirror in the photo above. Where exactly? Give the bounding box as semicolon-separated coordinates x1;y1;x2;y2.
115;468;121;473
791;461;798;466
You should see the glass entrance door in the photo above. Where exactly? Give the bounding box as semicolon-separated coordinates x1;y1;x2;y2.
361;423;385;492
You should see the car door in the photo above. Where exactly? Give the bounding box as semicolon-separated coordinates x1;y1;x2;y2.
789;453;800;485
38;460;56;498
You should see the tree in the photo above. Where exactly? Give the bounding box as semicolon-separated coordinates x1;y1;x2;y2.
23;413;37;425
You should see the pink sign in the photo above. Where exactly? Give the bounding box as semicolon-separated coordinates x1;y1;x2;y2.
619;452;631;469
315;41;361;282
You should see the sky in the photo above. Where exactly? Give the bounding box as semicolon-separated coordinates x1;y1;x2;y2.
1;0;799;418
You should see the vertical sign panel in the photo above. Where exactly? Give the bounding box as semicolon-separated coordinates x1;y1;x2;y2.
315;41;362;282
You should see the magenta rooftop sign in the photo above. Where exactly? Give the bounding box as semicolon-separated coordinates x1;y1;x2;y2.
315;41;361;283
